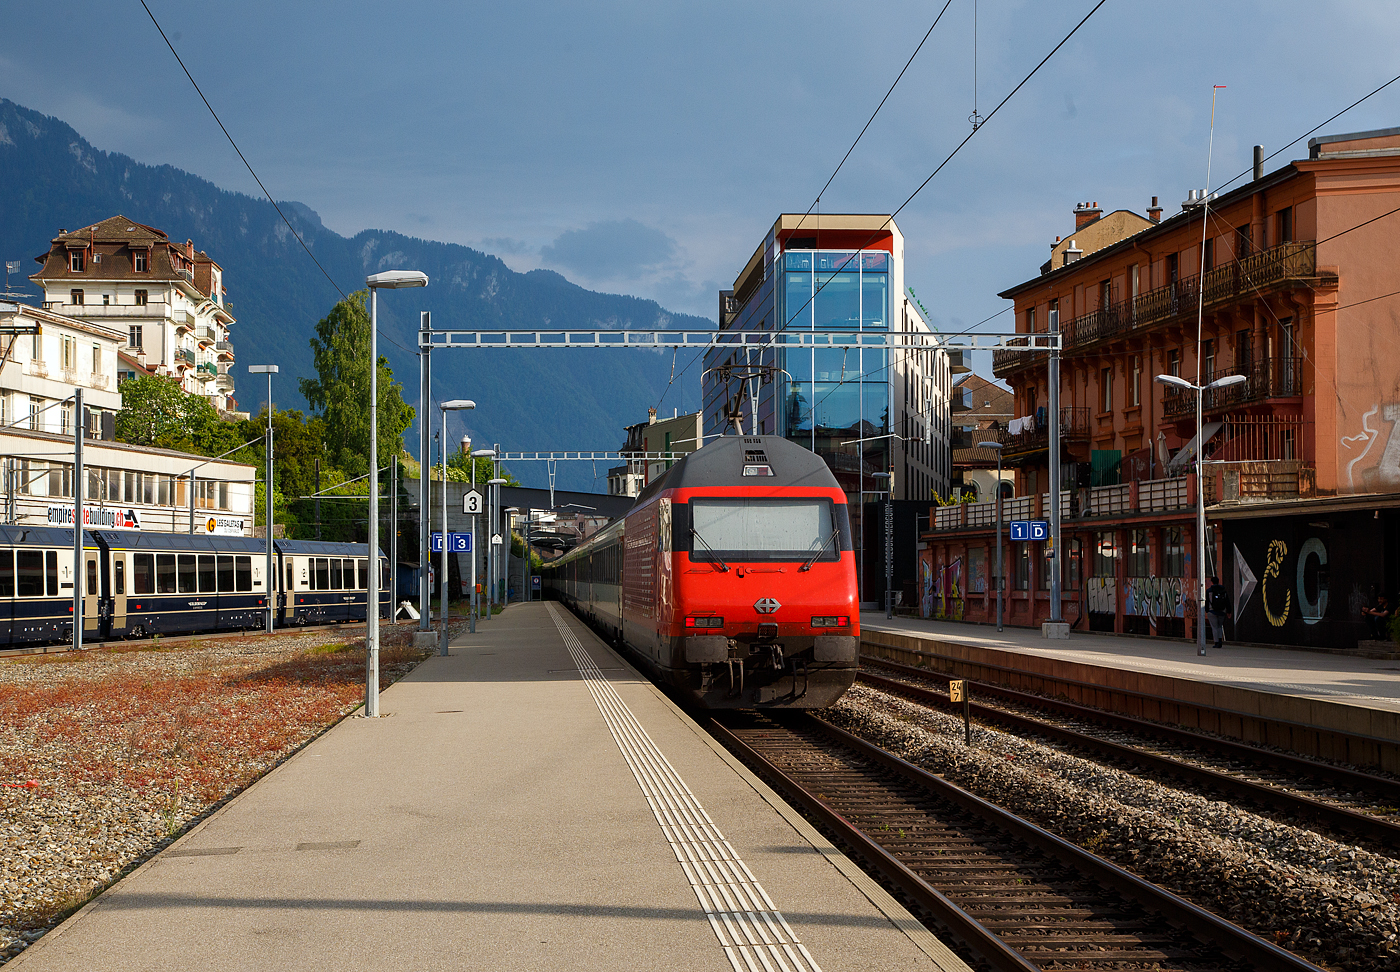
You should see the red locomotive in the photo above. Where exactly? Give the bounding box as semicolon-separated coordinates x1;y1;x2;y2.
544;435;859;708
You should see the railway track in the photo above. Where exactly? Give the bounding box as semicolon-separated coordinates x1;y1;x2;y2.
0;618;425;659
860;656;1400;845
710;711;1326;972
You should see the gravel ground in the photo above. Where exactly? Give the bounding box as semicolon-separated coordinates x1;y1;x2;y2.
824;685;1400;972
0;622;458;965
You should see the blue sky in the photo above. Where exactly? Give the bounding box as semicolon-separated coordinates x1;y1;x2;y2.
4;1;1400;378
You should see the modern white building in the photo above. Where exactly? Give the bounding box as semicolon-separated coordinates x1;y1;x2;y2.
30;216;240;416
607;408;703;498
1;300;255;537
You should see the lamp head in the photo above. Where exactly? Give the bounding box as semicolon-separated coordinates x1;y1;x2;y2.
441;399;476;410
1207;373;1248;390
247;364;279;374
1154;374;1194;391
977;440;1004;451
366;270;429;289
487;478;508;485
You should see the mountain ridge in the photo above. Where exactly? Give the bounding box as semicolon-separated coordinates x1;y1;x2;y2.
0;98;706;490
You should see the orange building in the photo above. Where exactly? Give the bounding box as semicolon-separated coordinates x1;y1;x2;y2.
920;127;1400;648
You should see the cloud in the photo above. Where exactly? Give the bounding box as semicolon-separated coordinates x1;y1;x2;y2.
539;219;678;281
481;236;530;255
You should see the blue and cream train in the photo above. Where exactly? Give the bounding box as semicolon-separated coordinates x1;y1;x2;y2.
0;525;390;646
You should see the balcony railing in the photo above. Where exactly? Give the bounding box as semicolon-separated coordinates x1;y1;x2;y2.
175;348;195;367
994;406;1091;456
926;476;1192;533
196;326;217;345
995;241;1317;377
1160;357;1302;418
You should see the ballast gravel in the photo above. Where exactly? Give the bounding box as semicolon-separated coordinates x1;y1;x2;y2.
0;624;446;965
824;684;1400;972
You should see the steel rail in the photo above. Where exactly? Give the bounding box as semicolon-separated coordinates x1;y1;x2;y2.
859;669;1400;844
862;653;1400;804
715;712;1328;972
420;328;1061;352
706;717;1039;972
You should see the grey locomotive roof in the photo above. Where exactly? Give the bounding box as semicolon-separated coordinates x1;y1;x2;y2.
94;531;266;553
634;435;840;505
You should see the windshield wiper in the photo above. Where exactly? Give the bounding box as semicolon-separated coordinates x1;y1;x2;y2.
691;529;730;572
799;531;838;572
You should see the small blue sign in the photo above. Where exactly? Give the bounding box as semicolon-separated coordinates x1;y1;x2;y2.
431;532;473;553
1009;520;1049;542
531;575;542;590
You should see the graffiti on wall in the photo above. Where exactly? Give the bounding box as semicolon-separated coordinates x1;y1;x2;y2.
921;559;934;618
1123;576;1188;619
928;558;964;621
1087;576;1116;614
1342;402;1400;491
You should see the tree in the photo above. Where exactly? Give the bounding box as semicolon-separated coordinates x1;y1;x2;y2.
447;447;521;486
116;375;243;454
299;290;415;476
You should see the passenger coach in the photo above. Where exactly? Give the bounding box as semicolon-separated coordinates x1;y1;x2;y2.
0;525;388;646
545;435;860;709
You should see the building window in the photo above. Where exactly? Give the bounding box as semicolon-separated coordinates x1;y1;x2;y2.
1168;349;1180;377
61;336;75;372
1278;207;1293;243
18;459;31;494
1025;306;1036;332
60;404;72;436
134;252;148;273
1013;543;1030;590
1202;339;1215;381
1127;529;1149;577
1048;298;1059;328
129;325;143;349
1130;357;1141;406
69;250;84;272
134;289;148;306
102;294;110;306
1100;367;1113;413
92;344;101;374
1163;527;1185;577
1203;237;1214;271
28;397;40;431
1099;279;1111;310
1093;531;1117;577
1236;224;1250;258
70;289;84;305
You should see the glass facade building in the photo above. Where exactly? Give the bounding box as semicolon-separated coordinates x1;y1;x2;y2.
704;215;952;600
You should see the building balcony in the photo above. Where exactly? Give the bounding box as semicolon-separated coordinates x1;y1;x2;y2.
1160;357;1302;419
196;326;217;346
927;475;1193;533
176;309;196;331
42;301;168;319
175;348;195;367
214;340;234;359
214;373;234;391
947;349;970;375
195;362;217;380
987;406;1091;460
995;241;1321;378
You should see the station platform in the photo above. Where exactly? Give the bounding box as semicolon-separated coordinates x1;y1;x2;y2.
861;613;1400;761
11;603;969;972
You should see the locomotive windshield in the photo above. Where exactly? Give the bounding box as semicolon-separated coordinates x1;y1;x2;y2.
689;498;843;563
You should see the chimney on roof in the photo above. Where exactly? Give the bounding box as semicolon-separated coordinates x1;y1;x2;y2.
648;407;657;424
1253;145;1264;182
186;240;194;259
1062;240;1084;266
1147;196;1161;222
58;229;66;235
1073;201;1102;230
1050;235;1062;251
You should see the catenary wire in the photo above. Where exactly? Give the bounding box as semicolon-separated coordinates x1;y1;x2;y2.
137;0;416;358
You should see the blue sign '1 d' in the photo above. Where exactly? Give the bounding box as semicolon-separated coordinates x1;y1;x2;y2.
431;532;472;553
1009;520;1049;542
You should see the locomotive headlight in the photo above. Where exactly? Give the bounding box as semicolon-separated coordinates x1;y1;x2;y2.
685;616;724;629
810;616;849;628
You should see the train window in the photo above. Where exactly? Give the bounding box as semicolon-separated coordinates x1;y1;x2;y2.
177;554;197;594
198;556;217;593
315;558;330;590
217;555;234;592
16;551;42;597
689;498;837;563
156;554;177;594
46;551;59;596
114;559;124;595
0;550;12;597
235;556;252;593
286;562;294;591
87;559;97;596
342;559;354;588
357;560;368;589
381;561;390;588
330;559;343;589
133;554;154;595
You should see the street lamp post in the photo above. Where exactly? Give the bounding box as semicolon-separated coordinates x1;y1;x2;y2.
247;365;278;634
440;401;475;654
978;440;1006;632
471;448;496;630
488;476;508;611
1154;372;1247;655
365;270;428;718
